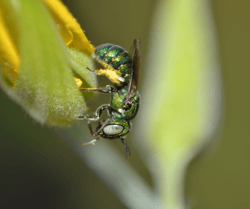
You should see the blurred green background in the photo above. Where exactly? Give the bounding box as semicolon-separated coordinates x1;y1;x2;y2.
0;0;250;208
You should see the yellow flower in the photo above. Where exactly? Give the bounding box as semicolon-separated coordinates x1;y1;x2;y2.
0;0;97;126
43;0;95;56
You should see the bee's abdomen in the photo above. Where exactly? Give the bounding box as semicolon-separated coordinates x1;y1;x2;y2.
93;44;133;84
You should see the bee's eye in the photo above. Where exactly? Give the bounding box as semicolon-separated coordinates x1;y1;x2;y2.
103;124;124;135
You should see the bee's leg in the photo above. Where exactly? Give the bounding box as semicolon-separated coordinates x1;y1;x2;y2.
92;120;105;136
75;104;110;121
87;120;94;135
79;85;117;94
85;67;116;92
86;67;94;72
79;88;111;93
120;138;131;158
82;138;98;145
82;120;103;145
87;120;104;135
82;120;99;145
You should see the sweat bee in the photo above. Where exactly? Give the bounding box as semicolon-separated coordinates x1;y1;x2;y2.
76;39;141;158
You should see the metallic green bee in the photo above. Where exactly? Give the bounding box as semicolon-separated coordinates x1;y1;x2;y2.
77;39;141;158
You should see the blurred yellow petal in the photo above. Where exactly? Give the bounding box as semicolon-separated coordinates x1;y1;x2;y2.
0;1;20;84
43;0;95;56
74;77;82;87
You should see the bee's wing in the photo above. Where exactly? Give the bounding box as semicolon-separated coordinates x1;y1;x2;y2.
125;39;141;105
127;39;141;94
132;39;140;91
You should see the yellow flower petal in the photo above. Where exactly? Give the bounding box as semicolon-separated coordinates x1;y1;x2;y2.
43;0;95;56
0;6;20;85
74;77;83;87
